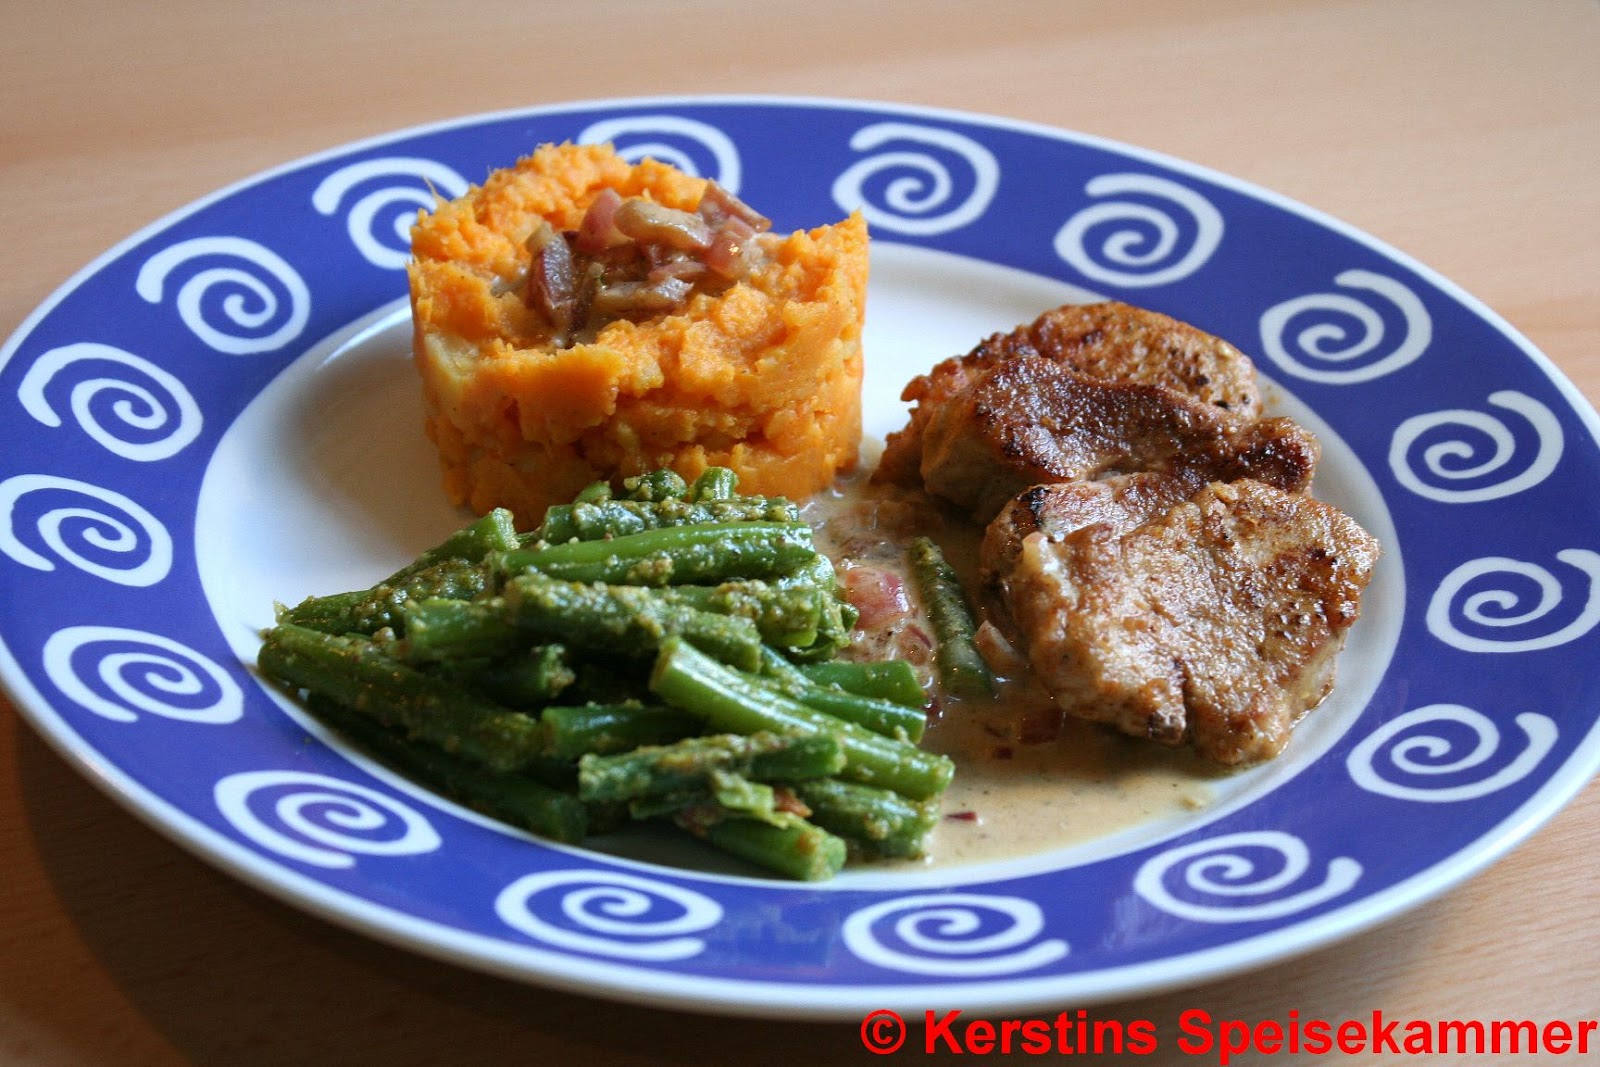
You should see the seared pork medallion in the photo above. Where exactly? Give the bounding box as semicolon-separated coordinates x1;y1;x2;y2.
917;356;1320;521
978;471;1208;588
883;301;1379;765
1000;480;1379;764
877;301;1265;486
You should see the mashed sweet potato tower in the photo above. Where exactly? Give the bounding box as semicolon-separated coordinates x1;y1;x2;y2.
408;142;868;527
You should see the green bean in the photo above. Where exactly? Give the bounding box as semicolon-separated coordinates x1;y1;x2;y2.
772;553;857;660
261;465;963;881
908;536;995;698
740;670;927;742
688;466;740;501
497;521;818;587
689;812;847;882
400;578;768;672
257;623;547;774
540;702;700;759
794;778;940;859
577;732;844;803
661;581;828;650
280;508;517;635
281;557;490;636
626;767;780;821
400;597;523;663
649;637;954;800
306;695;588;843
391;508;520;581
664;777;849;881
622;468;689;501
798;660;928;709
436;644;575;708
400;578;826;666
756;644;812;686
502;574;765;671
574;480;614;504
537;497;799;543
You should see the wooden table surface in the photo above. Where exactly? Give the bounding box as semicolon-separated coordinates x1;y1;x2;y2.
3;2;1596;1063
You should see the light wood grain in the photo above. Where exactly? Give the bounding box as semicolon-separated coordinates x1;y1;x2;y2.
2;2;1597;1064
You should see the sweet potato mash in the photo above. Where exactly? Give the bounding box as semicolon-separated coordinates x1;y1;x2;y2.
407;142;868;526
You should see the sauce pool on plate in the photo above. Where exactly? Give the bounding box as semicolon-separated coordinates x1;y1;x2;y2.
802;455;1219;870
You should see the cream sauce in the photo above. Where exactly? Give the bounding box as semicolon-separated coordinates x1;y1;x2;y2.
802;460;1221;870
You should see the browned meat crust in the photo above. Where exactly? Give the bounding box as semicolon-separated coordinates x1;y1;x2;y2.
877;301;1263;485
918;357;1319;520
978;472;1207;590
1000;480;1380;765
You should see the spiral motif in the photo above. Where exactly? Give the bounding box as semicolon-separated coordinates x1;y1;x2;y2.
1051;173;1223;287
1257;269;1432;384
214;771;441;869
39;625;242;725
830;122;999;236
17;342;203;461
840;893;1068;977
1426;550;1600;653
311;156;470;270
1388;390;1562;503
495;870;722;962
577;114;742;191
1134;831;1361;924
135;236;310;355
0;474;171;586
1347;704;1556;802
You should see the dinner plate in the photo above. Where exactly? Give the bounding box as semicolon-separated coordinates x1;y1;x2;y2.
3;96;1598;1019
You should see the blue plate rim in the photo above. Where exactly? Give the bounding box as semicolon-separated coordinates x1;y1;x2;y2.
3;93;1599;1018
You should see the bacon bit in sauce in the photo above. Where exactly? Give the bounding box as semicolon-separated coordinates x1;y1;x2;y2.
842;565;913;629
892;622;934;665
521;180;772;346
796;468;1222;868
1018;706;1065;745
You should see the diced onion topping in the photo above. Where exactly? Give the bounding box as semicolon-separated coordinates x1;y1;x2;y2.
521;181;772;345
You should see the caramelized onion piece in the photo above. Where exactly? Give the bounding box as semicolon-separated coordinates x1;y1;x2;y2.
522;182;775;343
574;188;625;255
705;217;759;280
699;181;771;232
588;276;695;322
647;252;708;286
525;222;576;332
613;199;712;251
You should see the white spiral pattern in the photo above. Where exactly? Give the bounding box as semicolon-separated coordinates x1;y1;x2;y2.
0;474;171;586
311;157;470;270
1258;269;1432;384
1388;390;1563;503
495;870;722;962
135;236;310;354
1426;549;1600;653
840;893;1068;976
214;771;441;869
40;625;242;725
1052;173;1223;287
1348;704;1557;802
17;342;203;461
578;115;742;191
1134;831;1362;924
830;123;1000;236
